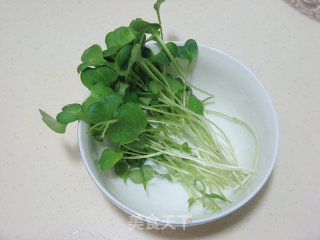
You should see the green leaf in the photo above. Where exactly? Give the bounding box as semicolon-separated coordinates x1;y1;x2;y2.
129;165;154;184
86;102;113;124
107;103;147;144
130;18;160;34
149;80;163;94
81;44;106;66
188;197;196;208
178;39;198;62
61;103;82;112
134;32;146;46
187;94;204;115
123;88;139;103
152;42;178;64
114;159;129;178
90;82;113;100
154;0;165;12
185;39;198;61
127;135;147;150
85;92;122;123
104;92;123;114
153;51;170;64
142;47;154;58
99;149;124;171
77;62;91;73
139;97;152;106
56;112;79;124
105;26;136;48
39;109;67;133
105;32;118;48
102;46;119;58
181;142;192;154
116;45;133;69
80;69;96;89
57;103;83;124
166;75;184;94
80;66;118;89
150;99;160;105
117;82;129;97
81;83;113;115
205;193;227;202
177;46;189;60
82;96;102;113
127;159;146;167
166;42;178;58
113;26;137;46
130;43;142;64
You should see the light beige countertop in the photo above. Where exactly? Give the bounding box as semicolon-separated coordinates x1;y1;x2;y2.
1;0;319;239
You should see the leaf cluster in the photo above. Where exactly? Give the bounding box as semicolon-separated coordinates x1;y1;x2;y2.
40;0;252;211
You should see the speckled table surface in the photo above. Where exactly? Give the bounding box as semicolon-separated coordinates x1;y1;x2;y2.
1;0;319;239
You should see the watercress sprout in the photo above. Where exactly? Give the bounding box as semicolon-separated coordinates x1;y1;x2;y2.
40;0;257;211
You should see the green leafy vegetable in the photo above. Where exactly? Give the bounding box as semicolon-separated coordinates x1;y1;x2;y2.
40;109;66;133
187;94;204;115
102;46;119;58
123;88;139;103
56;104;83;124
129;165;154;184
116;45;133;69
153;42;178;64
77;62;91;73
149;80;163;94
90;82;112;99
178;39;198;62
86;92;122;124
114;159;129;178
205;193;227;202
107;103;147;144
81;96;102;113
81;66;118;89
81;44;105;66
188;197;196;208
86;102;112;124
99;149;124;171
166;76;184;94
106;26;137;48
181;142;192;154
104;92;123;113
130;18;160;34
40;0;257;211
116;82;129;97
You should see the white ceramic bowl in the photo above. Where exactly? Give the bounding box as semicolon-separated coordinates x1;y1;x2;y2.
78;43;279;227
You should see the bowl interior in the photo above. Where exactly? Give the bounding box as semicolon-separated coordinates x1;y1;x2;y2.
78;43;279;226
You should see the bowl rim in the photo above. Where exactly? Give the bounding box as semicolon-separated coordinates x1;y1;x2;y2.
77;42;279;227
